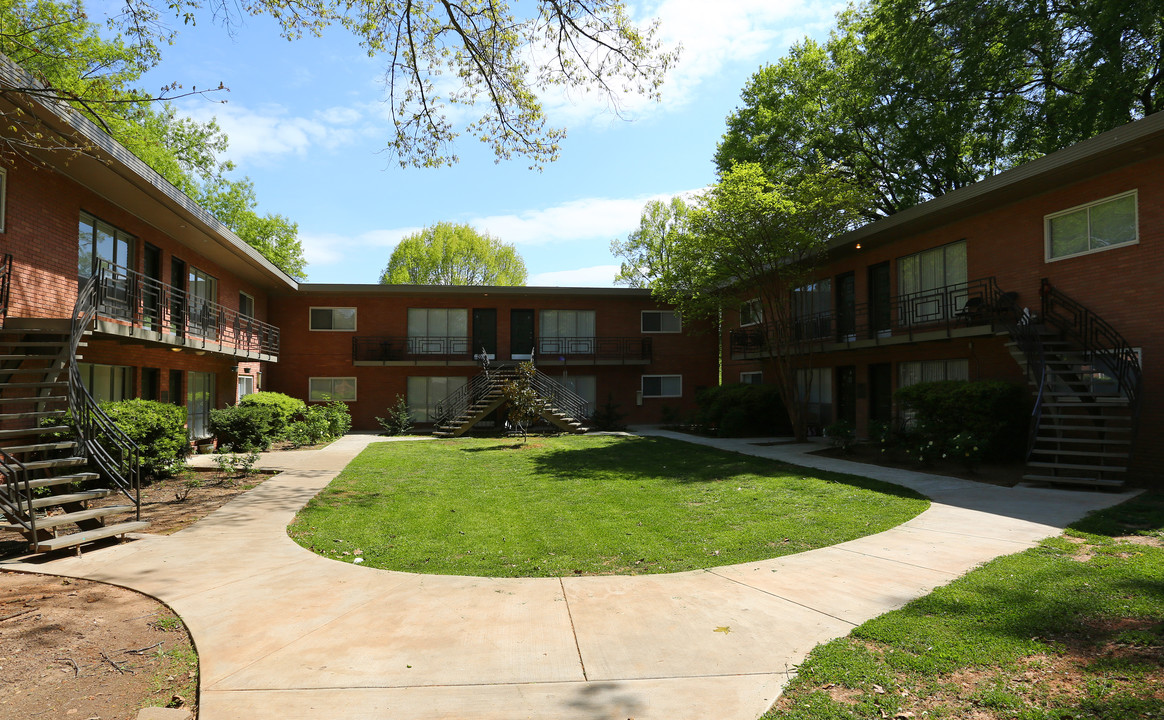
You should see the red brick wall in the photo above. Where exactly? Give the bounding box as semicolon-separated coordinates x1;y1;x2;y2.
266;289;719;430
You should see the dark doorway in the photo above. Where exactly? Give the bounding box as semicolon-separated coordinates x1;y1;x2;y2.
868;262;891;338
836;365;857;426
170;257;186;336
141;367;160;401
143;244;162;330
836;271;856;341
869;363;892;424
510;309;534;359
472;308;497;358
167;368;183;406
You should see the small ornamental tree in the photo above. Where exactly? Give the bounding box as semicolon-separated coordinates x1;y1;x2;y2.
501;361;542;442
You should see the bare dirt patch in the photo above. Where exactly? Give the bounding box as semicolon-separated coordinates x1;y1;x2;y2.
0;572;197;720
0;468;274;719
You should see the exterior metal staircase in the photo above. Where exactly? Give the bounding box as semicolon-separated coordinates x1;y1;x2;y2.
432;363;590;438
0;268;146;554
1002;279;1141;489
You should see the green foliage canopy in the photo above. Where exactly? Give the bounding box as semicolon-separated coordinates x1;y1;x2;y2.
381;222;527;286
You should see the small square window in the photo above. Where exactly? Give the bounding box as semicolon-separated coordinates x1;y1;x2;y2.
239;292;255;318
740;371;763;385
310;307;357;331
641;310;681;333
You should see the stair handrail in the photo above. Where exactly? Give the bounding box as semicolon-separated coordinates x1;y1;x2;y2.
70;272;141;516
529;371;591;421
987;278;1047;460
1039;279;1143;414
433;371;495;427
0;446;33;537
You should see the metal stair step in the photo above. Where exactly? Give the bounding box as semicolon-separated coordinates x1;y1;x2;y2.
31;521;150;553
27;472;101;489
1029;448;1130;459
1042;400;1129;408
1022;474;1125;488
0;354;58;361
30;489;113;509
1026;461;1127;473
31;505;137;530
0;395;67;405
0;409;68;421
0;381;67;388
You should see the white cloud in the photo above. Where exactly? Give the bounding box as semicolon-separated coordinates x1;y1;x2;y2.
535;0;843;125
469;193;676;246
529;265;622;288
300;226;422;271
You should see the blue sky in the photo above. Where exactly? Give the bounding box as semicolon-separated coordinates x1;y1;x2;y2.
140;1;842;286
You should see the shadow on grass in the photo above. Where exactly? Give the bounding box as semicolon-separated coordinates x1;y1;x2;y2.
522;435;926;500
1069;490;1164;538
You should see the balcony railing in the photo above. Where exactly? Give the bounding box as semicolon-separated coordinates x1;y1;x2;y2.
730;277;1013;357
93;261;280;357
354;335;653;363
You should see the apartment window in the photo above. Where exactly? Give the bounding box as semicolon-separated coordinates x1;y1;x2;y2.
239;292;255;318
560;374;597;412
188;267;218;336
310;307;357;331
898;359;970;389
187;371;216;439
309;377;357;402
407;308;468;354
1046;191;1138;261
898;240;967;324
796;368;833;426
539;309;596;354
407;376;467;422
0;167;7;232
78;211;135;277
141;367;160;402
641;310;681;333
237;374;255;401
642;374;682;398
77;363;132;403
739;299;762;327
792;279;832;340
740;371;763;385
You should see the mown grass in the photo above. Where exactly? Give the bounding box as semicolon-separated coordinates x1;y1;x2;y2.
287;435;927;577
764;491;1164;720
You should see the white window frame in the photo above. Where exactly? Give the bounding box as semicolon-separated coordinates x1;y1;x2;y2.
1045;190;1139;262
641;374;682;398
309;377;357;402
739;298;762;327
237;374;255;401
77;362;133;403
78;211;136;278
539;309;596;354
407;308;469;354
641;310;682;333
898;359;970;389
740;371;763;385
407;375;468;423
310;307;357;331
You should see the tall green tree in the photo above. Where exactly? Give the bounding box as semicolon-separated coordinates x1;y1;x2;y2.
615;163;869;440
381;222;527;286
2;0;678;169
610;196;692;289
717;0;1164;218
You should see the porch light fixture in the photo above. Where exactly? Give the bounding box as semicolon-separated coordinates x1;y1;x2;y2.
171;347;182;352
855;243;862;250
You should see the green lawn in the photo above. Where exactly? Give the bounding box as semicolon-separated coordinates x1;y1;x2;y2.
287;435;928;577
764;491;1164;720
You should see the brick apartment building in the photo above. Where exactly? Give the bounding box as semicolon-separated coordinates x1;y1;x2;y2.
725;112;1163;485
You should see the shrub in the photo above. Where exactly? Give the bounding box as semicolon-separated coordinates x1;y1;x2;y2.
98;399;188;479
376;395;414;436
695;383;792;437
894;380;1029;461
238;392;306;438
824;419;856;452
589;393;626;431
285;405;331;447
209;404;278;451
315;400;352;438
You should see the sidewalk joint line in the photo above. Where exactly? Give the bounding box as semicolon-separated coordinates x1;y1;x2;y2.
706;570;858;628
559;577;588;681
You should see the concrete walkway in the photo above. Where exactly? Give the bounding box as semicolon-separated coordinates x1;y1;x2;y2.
2;431;1135;720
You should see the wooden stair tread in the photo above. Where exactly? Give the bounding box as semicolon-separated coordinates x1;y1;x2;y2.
32;505;137;529
32;521;149;553
18;456;87;472
2;440;78;454
0;425;68;439
0;395;67;404
1022;474;1125;488
1026;461;1127;472
30;489;113;509
27;472;101;489
1029;449;1130;459
1034;436;1131;445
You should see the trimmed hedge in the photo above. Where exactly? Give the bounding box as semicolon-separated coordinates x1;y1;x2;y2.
894;380;1030;461
210;404;279;451
695;383;792;437
99;399;189;478
238;392;306;438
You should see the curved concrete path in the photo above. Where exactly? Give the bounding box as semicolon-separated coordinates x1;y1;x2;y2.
2;430;1135;720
